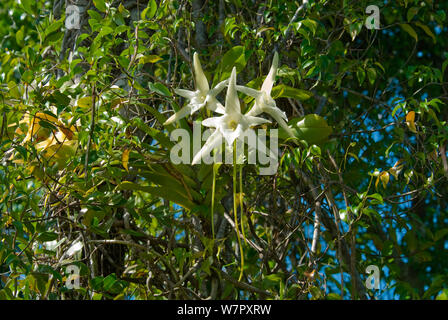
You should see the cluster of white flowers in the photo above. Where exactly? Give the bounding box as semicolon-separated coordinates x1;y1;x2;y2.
164;52;293;165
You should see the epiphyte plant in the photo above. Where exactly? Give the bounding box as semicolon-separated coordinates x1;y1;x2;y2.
164;52;291;280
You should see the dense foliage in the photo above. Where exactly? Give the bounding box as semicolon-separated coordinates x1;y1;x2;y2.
0;0;447;300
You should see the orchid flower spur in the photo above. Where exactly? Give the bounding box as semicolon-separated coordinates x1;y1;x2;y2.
164;52;228;125
192;67;271;165
236;52;295;138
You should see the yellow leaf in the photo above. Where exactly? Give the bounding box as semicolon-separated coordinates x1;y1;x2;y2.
389;168;397;179
51;140;78;160
139;55;162;64
34;112;59;124
389;160;404;179
77;96;92;109
428;149;438;162
28;165;45;180
406;111;417;133
122;149;130;172
379;171;390;188
393;159;404;168
38;138;78;170
35;135;56;152
14;126;24;135
111;98;128;109
406;111;415;122
22;112;58;143
5;215;12;227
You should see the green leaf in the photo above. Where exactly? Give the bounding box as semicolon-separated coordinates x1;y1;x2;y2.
367;68;377;85
93;0;107;12
279;114;333;144
436;289;448;300
46;20;63;36
16;27;24;47
142;0;157;20
137;103;167;126
262;273;283;289
88;9;103;21
400;24;418;42
367;193;384;205
98;26;114;38
21;70;33;83
391;103;403;117
37;232;59;242
92;293;103;300
357;68;366;85
117;181;195;210
21;0;35;16
38;119;58;131
407;7;419;22
349;21;363;41
415;21;436;44
271;84;313;100
14;145;28;161
131;118;173;148
442;60;448;80
326;293;342;300
138;167;201;201
148;82;172;96
215;46;250;83
434;228;448;242
381;240;394;256
103;274;118;291
300;19;318;35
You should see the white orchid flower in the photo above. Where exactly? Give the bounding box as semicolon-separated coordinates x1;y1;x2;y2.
236;52;295;138
192;67;270;165
164;52;228;125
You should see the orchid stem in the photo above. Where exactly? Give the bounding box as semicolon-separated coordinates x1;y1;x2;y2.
211;163;216;242
239;164;246;243
233;141;244;281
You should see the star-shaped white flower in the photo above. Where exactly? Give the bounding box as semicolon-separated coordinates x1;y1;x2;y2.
164;52;227;125
192;67;270;165
236;52;295;138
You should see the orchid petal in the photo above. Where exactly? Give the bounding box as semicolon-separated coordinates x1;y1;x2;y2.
222;123;243;146
267;109;296;138
204;96;226;114
174;88;197;99
190;101;207;114
244;115;271;127
193;52;210;93
261;51;278;95
192;130;223;165
264;105;288;122
214;102;226;114
163;104;192;125
225;67;241;115
235;85;262;98
245;103;263;117
209;79;229;96
202;116;222;129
